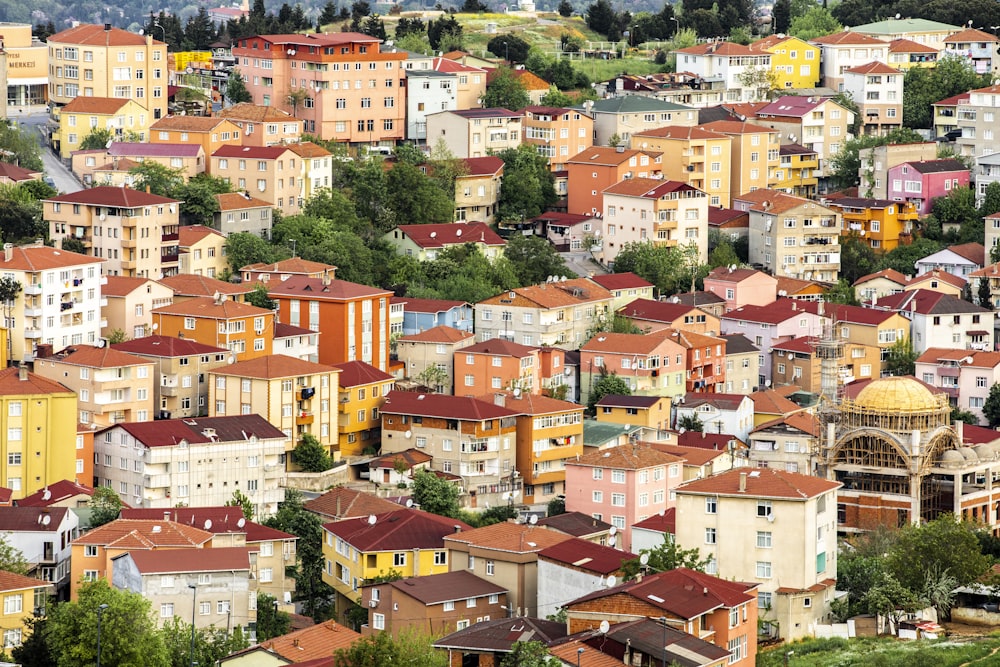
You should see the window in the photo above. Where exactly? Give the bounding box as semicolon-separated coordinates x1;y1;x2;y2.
3;629;21;649
160;603;174;618
756;561;772;578
394;553;407;567
757;500;772;517
373;613;385;630
611;493;625;506
705;528;717;544
85;545;98;557
434;551;447;566
592;490;603;503
443;601;455;611
486;560;495;576
756;531;772;548
592;468;603;480
706;496;717;514
611;470;625;484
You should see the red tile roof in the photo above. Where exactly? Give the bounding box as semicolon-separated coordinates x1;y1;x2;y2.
464;339;537;358
265;275;391;301
853;267;909;287
381;569;507;605
751;412;821;437
933;93;971;107
214;354;337;380
444;521;573;553
108;414;285;448
0;244;101;272
178;225;225;246
381;390;517;421
756;96;825;118
61;96;133;114
876;289;987;315
567;147;659;167
581;331;675;355
324;508;471;551
915;348;1000;369
158;274;251;297
304;487;401;520
0;162;40;181
122;507;252;534
152;116;236;133
123;546;252;574
74;519;214;548
810;31;886;45
632;125;729;141
218;102;298;123
332;360;393;387
112;335;227;358
603;178;694;198
945;242;986;265
397;325;474;344
0;367;72;397
888;38;937;53
273;322;316;339
907;269;966;289
151;296;272;319
722;299;824;325
50;24;153;46
17;480;93;507
675;41;755;56
676;431;743;451
631;509;675;534
677;467;840;498
0;507;69;532
699;119;777;135
748;388;802;415
258;621;361;662
462;156;505;176
538;537;635;574
102;275;156;297
475;391;583;416
215;192;273;210
706;266;771;284
46;345;150;369
395;222;505;249
243;258;335;275
945;28;999;43
589;273;654;291
617;298;705;323
212;144;294;160
45;186;178;206
570;443;683;469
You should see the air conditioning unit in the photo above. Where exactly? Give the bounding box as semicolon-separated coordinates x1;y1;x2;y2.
368;599;378;608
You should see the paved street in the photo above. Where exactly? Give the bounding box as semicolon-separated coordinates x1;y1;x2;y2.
19;110;82;194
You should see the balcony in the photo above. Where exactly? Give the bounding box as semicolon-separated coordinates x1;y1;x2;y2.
122;237;137;249
23;303;42;317
24;328;42;339
143;473;172;488
161;253;179;263
161;233;179;242
296;411;314;425
23;284;42;295
160;385;179;397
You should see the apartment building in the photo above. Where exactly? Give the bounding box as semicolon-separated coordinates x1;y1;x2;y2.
668;328;728;394
753;96;854;184
80;142;206;184
474;278;614;348
55;97;149;160
0;573;54;649
808;31;889;90
842;62;903;136
741;190;841;282
455;157;503;224
426;108;522;159
397;326;475;395
34;345;154;427
111;336;229;420
151;296;274;362
933;93;969;140
333;360;393;457
178;225;228;279
673;41;773;102
100;276;171;340
287;141;333;205
673;469;841;640
771;336;881;391
776;144;819;198
721;300;828;385
617;298;722;335
211;145;302;214
579;331;687;407
566;147;662;215
590;273;655;311
955;85;1000;158
748;35;819;89
46;186;181;279
600;178;709;265
887;38;939;71
915;349;1000;423
214;193;274;238
0;506;79;598
0;242;104;363
747;412;820;473
217;102;304;146
209;355;341;458
96;415;285;513
721;334;760;394
699;121;781;200
150;116;243;162
267;271;393;370
914;242;985;279
827;197;918;252
521;106;593;173
384;222;506;262
47;23;168;119
232;32;405;142
629;126;731;207
857;141;937;200
404;58;487;142
455;339;540;397
886;159;969;215
587;96;697;147
943;28;1000;75
875;289;992;353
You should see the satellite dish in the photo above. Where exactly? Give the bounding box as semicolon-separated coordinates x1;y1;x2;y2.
41;515;51;525
151;323;159;331
658;508;665;517
105;139;113;149
139;28;145;35
404;430;412;439
367;514;377;525
236;517;246;528
599;620;610;634
678;427;686;435
405;498;414;508
605;575;617;587
609;525;617;536
639;553;650;566
512;387;522;398
95;339;106;348
228;356;236;364
529;515;538;525
608;535;616;546
41;489;51;501
204;519;213;530
501;492;511;501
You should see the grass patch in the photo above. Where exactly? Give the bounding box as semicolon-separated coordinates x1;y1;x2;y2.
757;635;1000;667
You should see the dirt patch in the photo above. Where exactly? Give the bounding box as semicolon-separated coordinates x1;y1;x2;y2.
943;622;999;637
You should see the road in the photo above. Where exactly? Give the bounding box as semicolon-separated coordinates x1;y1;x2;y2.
19;110;83;195
561;250;607;278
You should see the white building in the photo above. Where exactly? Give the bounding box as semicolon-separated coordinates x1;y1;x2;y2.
809;31;890;90
672;42;772;102
675;393;755;442
875;289;993;353
0;506;79;595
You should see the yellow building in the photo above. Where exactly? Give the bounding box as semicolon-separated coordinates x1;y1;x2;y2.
700;120;781;199
321;508;469;621
749;35;820;90
776;144;819;198
826;197;918;252
0;367;77;500
47;24;167;120
629;126;733;207
178;225;228;278
595;394;672;430
887;38;939;71
0;571;54;648
0;22;48;111
55;97;149;160
333;361;393;458
209;355;340;461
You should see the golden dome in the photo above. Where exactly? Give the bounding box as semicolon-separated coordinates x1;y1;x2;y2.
854;377;941;413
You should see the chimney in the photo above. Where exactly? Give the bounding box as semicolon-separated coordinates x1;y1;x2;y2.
738;472;747;492
453;524;462;533
3;244;11;262
322;269;331;286
494;393;505;407
163;511;170;521
17;364;27;381
104;22;112;31
336;496;342;518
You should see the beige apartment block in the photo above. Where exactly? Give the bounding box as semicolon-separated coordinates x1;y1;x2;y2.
47;23;168;120
455;157;503;224
178;225;228;279
699;121;781;200
522;106;594;173
630;126;732;207
857;142;937;200
425;109;522;159
209;355;341;460
55;97;149;160
211;145;302;214
213;193;274;239
34;346;155;427
397;326;476;394
287;141;333;206
45;186;182;279
752;96;855;182
842;62;903;136
100;275;174;340
217;103;304;146
111;336;230;420
587;96;698;147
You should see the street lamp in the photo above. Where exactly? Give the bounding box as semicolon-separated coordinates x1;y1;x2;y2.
576;647;585;667
670;16;680;38
503;41;509;64
188;584;197;667
784;650;794;666
96;603;109;667
658;616;668;667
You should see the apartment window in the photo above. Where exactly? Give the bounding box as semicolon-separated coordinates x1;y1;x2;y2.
611;470;625;484
756;531;772;548
373;613;385;630
394;553;407;567
486;560;495;576
592;468;603;480
160;603;174;618
611;493;625;506
706;496;717;514
3;595;21;615
592;490;603;502
757;500;772;517
705;528;717;544
199;602;210;615
85;545;98;557
756;561;772;578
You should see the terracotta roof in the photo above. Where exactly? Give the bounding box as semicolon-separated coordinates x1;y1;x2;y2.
810;31;886;45
0;570;51;594
945;28;1000;43
381;391;517;421
151;116;234;132
650;443;729;466
258;621;361;662
771;336;818;354
122;546;252;574
567;147;659;167
588;273;654;291
682;392;749;411
244;31;382;47
17;480;93;507
212;144;294;160
570;443;683;469
481;278;612;309
853;267;909;287
46;345;150;369
122;507;253;534
332;360;393;387
273;322;315;339
107;414;285;448
158;274;250;297
749;388;802;415
567;567;756;619
677;467;840;499
829;304;897;325
618;298;704;323
0;367;72;397
631;509;675;534
369;448;433;471
265;275;391;301
706;266;769;283
0;507;70;532
45;186;178;206
916;347;1000;368
536;511;612;537
675;41;756;56
934;93;971;107
112;335;226;358
474;391;583;416
0;162;40;181
752;412;821;437
381;570;507;605
444;521;573;554
664;328;726;351
676;430;743;451
780;142;818;157
395;222;505;249
0;244;99;272
74;519;214;548
581;331;675;355
888;38;937;53
397;325;474;344
286;141;331;158
50;24;154;46
698;119;777;136
538;537;635;574
100;276;152;297
722;299;824;325
324;508;472;551
632;125;729;141
243;258;335;275
215;192;273;210
61;96;132;114
432;56;485;73
304;487;400;520
213;354;337;380
908;269;966;288
178;225;225;246
464;339;537;358
462;156;505;176
218;102;298;122
152;296;272;319
603;178;694;199
395;297;469;313
943;242;986;265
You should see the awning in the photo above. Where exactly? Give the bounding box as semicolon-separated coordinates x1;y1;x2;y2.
966;331;989;336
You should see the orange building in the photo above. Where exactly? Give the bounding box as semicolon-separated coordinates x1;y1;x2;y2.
521;106;595;173
566;147;662;215
457;339;541;397
267;271;393;371
151;295;275;361
150;116;243;165
232;33;406;144
666;328;727;393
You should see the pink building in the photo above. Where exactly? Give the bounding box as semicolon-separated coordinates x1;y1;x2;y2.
887;158;970;215
564;444;685;553
703;267;778;312
579;331;688;407
914;348;1000;424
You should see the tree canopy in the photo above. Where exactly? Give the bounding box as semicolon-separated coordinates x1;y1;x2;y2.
88;487;123;528
411;468;462;518
482;68;531;111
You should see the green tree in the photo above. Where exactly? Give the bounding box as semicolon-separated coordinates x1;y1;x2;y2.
333;629;447;667
162;618;248;667
952;406;979;425
612;243;685;295
863;572;920;634
225;232;277;272
427;15;463;51
106;328;129;344
547;496;566;516
558;0;574;15
0;123;42;172
17;179;57;201
255;592;292;640
903;56;989;131
226;70;253;104
983;383;1000;427
677;413;704;432
981;182;1000;219
245;283;276;311
225;489;255;522
540;88;574;107
12;616;54;667
79;127;113;151
0;534;28;575
482;67;530;111
88;486;123;527
830;127;923;189
500;641;560;667
128;161;184;197
47;579;169;667
886;514;990;592
488;35;530;64
884;337;917;377
932;186;981;243
386;162;455;224
411;468;461;518
838;233;880;284
825;279;860;305
496;144;557;221
293;433;334;472
413;365;449;392
586;0;619;38
620;535;712;580
880;237;942;276
173;174;230;226
588;371;631;411
462;0;490;11
978;275;993;309
772;0;791;33
504;235;573;286
788;6;841;41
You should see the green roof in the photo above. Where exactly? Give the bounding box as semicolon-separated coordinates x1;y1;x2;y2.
849;18;961;34
588;96;693;114
582;419;637;447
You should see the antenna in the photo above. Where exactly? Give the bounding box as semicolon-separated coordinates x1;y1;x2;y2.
367;514;377;525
